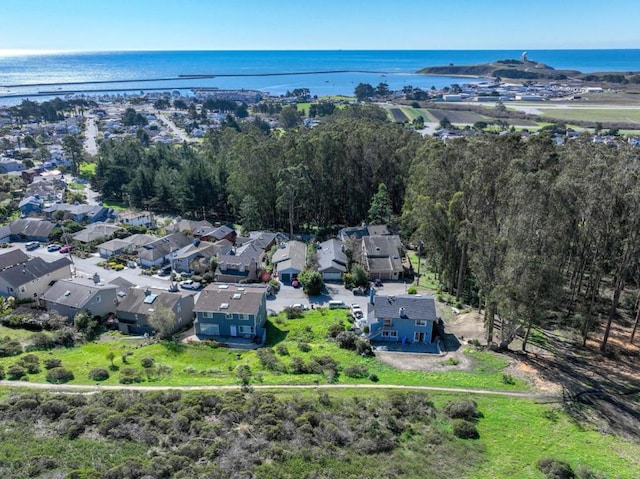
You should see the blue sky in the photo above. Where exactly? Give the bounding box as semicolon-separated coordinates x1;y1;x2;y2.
1;0;638;52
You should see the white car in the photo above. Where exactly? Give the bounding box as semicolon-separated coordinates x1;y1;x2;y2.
290;303;309;310
180;280;202;291
350;304;363;318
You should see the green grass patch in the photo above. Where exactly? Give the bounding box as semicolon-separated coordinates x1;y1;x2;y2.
296;102;311;115
100;200;126;211
0;311;527;391
67;182;86;190
537;107;640;124
78;162;96;179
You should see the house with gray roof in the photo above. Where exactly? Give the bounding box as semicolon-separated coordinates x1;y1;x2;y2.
361;235;404;280
167;218;213;235
18;195;44;216
44;204;110;224
136;232;193;268
272;240;307;284
215;241;263;283
193;283;268;347
116;288;194;335
0;218;57;243
0;249;30;271
367;293;439;352
317;238;348;281
171;239;229;273
97;233;157;259
42;278;118;320
116;210;156;229
0;256;72;300
72;223;123;244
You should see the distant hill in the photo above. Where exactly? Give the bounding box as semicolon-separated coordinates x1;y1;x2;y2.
418;59;640;84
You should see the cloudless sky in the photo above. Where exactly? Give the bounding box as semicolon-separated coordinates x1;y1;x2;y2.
1;0;638;52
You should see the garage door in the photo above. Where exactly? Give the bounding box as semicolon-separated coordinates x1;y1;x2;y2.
323;272;343;281
280;273;291;283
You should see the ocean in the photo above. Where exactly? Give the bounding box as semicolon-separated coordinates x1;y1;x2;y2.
1;49;639;103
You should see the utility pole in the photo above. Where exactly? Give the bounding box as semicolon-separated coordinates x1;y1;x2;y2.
416;241;423;286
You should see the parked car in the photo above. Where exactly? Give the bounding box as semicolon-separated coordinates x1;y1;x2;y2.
47;244;61;252
373;278;383;287
25;241;39;251
180;280;202;291
59;245;73;254
290;303;309;310
291;279;300;288
350;304;363;319
158;265;172;276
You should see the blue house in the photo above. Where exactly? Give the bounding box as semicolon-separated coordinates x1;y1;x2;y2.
193;283;268;347
18;195;44;216
367;293;439;352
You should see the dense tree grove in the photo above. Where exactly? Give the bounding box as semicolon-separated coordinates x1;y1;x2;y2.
91;103;640;350
403;134;640;350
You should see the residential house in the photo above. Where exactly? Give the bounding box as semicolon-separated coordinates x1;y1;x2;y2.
44;204;110;224
0;249;30;271
41;278;118;320
193;283;268;346
167;218;213;235
18;195;44;216
316;238;348;281
198;224;237;243
338;223;392;241
0;158;26;173
0;256;72;300
272;240;307;284
116;288;194;335
116;210;155;229
71;223;123;244
367;293;439;351
97;233;157;259
361;235;404;280
0;218;57;243
171;239;229;273
136;232;193;268
215;241;262;283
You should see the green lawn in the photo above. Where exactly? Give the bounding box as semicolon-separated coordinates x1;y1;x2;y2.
0;309;527;390
537;107;640;124
78;162;96;180
67;182;86;190
99;200;127;211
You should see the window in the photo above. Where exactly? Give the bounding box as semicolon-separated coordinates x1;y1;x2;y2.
96;295;102;304
383;318;392;327
239;326;254;334
202;311;213;319
239;313;249;321
415;320;427;327
382;330;398;338
225;313;233;320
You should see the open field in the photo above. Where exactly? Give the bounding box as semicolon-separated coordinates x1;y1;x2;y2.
536;107;640;124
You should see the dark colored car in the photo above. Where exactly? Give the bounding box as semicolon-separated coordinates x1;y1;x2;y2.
374;278;383;287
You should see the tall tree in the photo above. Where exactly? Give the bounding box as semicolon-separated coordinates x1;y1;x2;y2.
62;134;83;176
368;183;393;225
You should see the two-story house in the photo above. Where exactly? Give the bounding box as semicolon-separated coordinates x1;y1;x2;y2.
116;288;195;335
193;283;268;347
0;256;72;300
41;278;118;320
367;293;439;352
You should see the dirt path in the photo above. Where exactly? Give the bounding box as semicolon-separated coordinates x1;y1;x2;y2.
0;380;554;399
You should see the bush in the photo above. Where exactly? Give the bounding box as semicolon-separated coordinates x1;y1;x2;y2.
444;399;480;421
27;332;55;351
407;286;417;294
297;342;311;352
0;365;4;379
7;364;26;380
119;368;143;384
44;358;62;370
256;348;286;372
15;354;40;374
276;344;289;356
536;458;575;479
502;373;516;385
284;306;304;319
46;367;75;384
344;364;368;378
451;419;479;439
327;322;345;338
335;331;358;350
297;270;324;296
355;339;373;356
140;356;156;368
88;368;110;381
369;373;379;382
0;336;23;357
268;279;280;294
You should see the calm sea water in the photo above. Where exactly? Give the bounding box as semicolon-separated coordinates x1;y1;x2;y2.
0;50;638;103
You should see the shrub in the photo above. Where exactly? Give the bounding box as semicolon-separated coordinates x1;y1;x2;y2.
344;364;368;378
336;331;358;350
297;342;311;352
119;368;143;384
268;279;280;294
451;419;479;439
327;322;345;338
0;365;4;379
407;286;417;294
256;348;286;372
0;336;23;357
444;399;480;421
369;373;379;382
284;306;304;319
7;364;26;380
502;373;516;385
355;339;373;356
46;367;75;384
297;270;324;296
290;356;307;374
536;458;575;479
276;344;289;356
122;350;133;364
44;358;62;370
446;357;460;366
88;368;110;381
140;356;156;368
27;332;54;351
